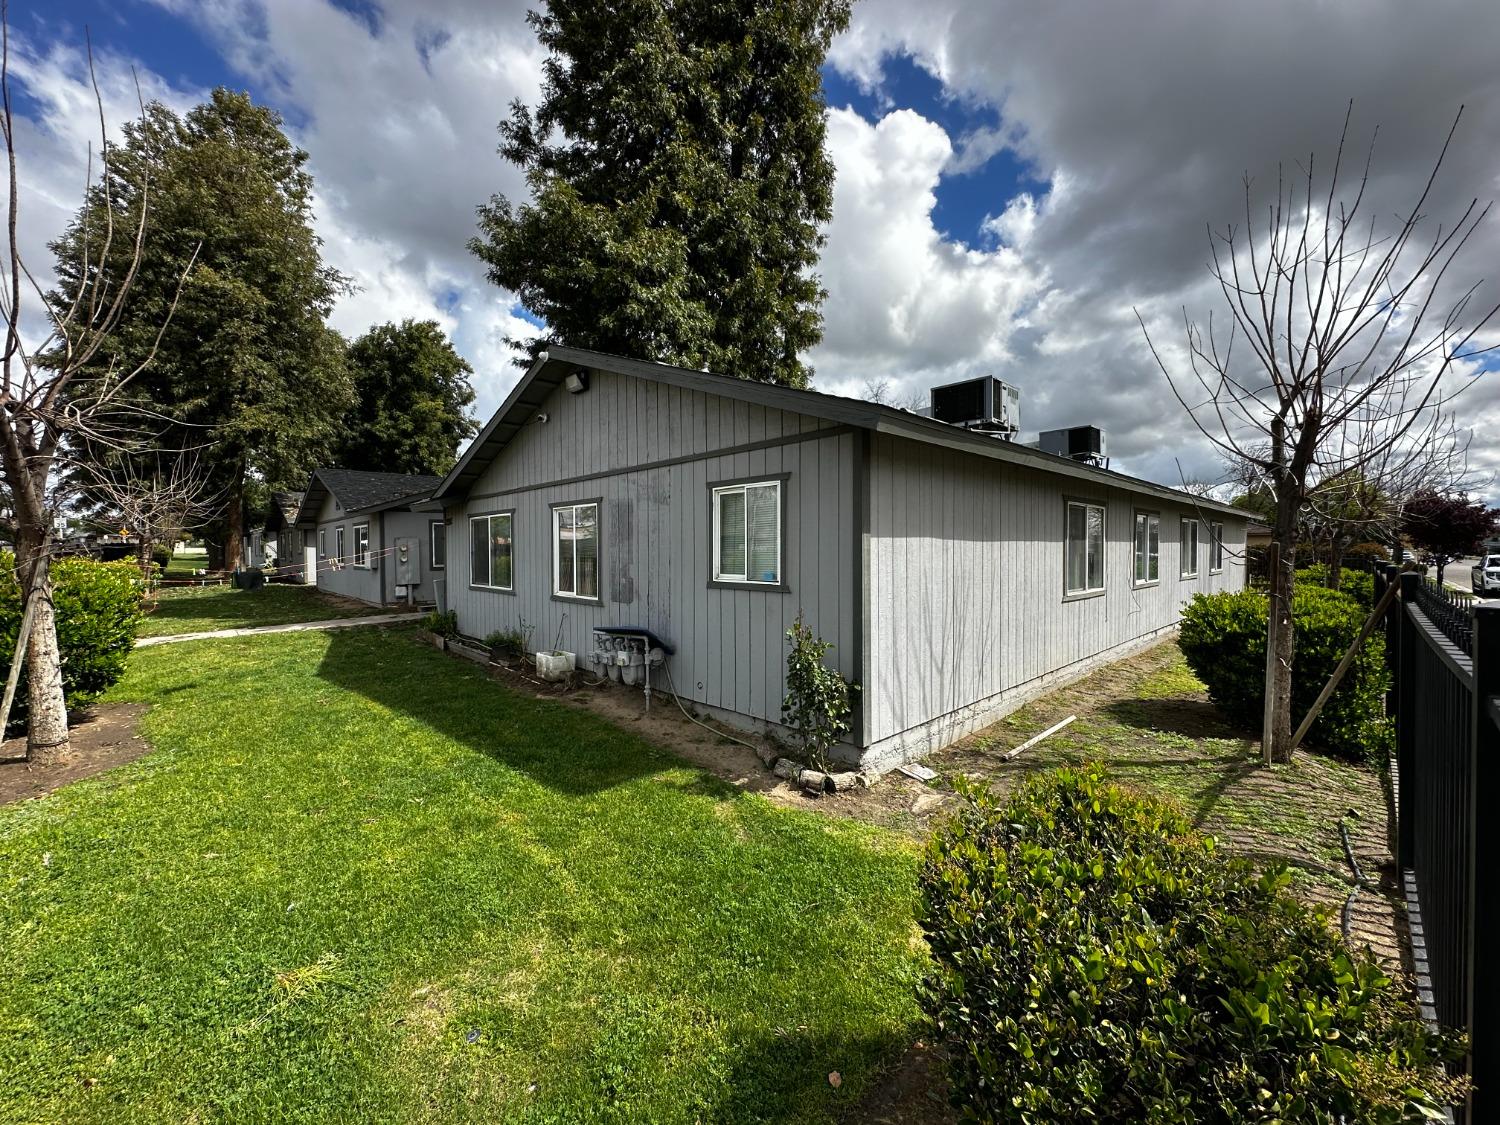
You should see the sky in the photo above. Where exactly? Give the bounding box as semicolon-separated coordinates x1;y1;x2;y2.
9;0;1500;495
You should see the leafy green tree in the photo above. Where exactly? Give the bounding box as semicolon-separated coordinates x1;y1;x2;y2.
335;320;477;475
51;89;353;571
471;0;850;387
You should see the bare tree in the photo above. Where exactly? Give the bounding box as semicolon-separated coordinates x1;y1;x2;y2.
1140;105;1498;764
66;444;221;591
0;12;194;760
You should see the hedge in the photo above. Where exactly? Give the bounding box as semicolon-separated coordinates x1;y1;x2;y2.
1179;583;1390;762
1296;562;1375;607
920;766;1466;1123
0;552;145;730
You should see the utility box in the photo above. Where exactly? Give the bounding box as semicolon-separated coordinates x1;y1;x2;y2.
394;536;421;587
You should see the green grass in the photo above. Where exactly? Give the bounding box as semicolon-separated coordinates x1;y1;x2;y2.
139;584;385;637
164;546;209;578
0;627;925;1123
947;645;1385;896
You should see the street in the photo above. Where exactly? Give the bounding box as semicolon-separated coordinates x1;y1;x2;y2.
1428;555;1500;603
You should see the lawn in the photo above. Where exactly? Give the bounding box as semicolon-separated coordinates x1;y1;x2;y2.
164;545;209;578
138;583;387;637
929;642;1399;960
0;627;925;1123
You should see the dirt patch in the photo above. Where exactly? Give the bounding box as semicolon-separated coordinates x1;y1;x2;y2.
0;703;151;805
846;1040;955;1125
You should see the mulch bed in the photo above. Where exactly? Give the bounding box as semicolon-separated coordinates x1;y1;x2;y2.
0;703;151;805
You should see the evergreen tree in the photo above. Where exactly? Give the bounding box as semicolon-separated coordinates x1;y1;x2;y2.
471;0;850;387
336;320;478;475
51;89;352;570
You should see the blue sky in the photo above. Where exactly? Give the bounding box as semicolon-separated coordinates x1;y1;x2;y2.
10;0;1500;495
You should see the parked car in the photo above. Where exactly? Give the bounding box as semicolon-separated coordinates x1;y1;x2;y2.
1472;554;1500;596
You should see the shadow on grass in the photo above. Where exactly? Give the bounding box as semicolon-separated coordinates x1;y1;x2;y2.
1102;696;1245;740
313;625;699;797
144;585;368;633
697;1023;921;1125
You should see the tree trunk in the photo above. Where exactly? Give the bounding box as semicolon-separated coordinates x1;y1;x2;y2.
1262;495;1300;765
1327;537;1344;590
224;468;245;573
18;539;70;762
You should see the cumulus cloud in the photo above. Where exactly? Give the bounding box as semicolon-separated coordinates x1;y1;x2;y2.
811;108;1046;388
822;0;1500;493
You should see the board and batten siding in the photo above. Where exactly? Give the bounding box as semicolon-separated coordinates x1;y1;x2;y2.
313;499;442;606
862;432;1246;766
313;493;383;606
445;366;857;728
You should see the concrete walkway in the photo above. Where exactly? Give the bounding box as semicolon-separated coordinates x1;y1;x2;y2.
136;613;416;647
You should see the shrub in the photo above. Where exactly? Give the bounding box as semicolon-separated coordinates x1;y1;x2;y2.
1297;562;1375;607
1179;583;1390;762
151;543;173;573
420;609;458;638
781;612;856;771
920;766;1467;1123
484;625;530;658
0;553;145;729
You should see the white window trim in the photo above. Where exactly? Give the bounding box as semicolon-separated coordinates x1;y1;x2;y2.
1065;500;1107;597
712;479;783;586
1181;519;1200;579
318;528;326;558
430;519;446;570
1209;521;1224;574
335;525;346;566
352;523;370;568
1133;511;1160;587
470;512;514;592
552;501;600;601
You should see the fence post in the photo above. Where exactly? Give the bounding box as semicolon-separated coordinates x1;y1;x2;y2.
1397;571;1419;869
1467;604;1500;1122
1384;564;1401;720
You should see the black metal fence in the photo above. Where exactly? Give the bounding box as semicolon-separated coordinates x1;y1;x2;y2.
1377;564;1498;1123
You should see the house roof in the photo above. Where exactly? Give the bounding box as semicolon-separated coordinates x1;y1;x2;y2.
264;491;304;532
434;345;1252;520
294;468;441;525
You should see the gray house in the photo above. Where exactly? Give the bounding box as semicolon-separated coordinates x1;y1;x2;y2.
295;468;444;607
431;347;1250;770
263;490;305;575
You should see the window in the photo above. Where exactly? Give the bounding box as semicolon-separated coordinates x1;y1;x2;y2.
335;525;346;564
1181;519;1200;578
1209;522;1224;573
712;480;782;585
430;520;446;570
353;523;370;567
1065;501;1106;596
552;501;600;600
318;528;326;558
1133;512;1160;585
469;512;513;591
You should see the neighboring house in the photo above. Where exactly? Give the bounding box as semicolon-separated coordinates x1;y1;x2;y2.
294;468;444;607
263;490;306;575
431;346;1251;770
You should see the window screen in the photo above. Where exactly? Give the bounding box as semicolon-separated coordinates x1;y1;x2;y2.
713;481;782;584
554;503;598;599
1181;519;1200;578
1066;502;1106;595
470;513;512;590
1134;512;1160;584
1210;522;1224;572
431;521;446;570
